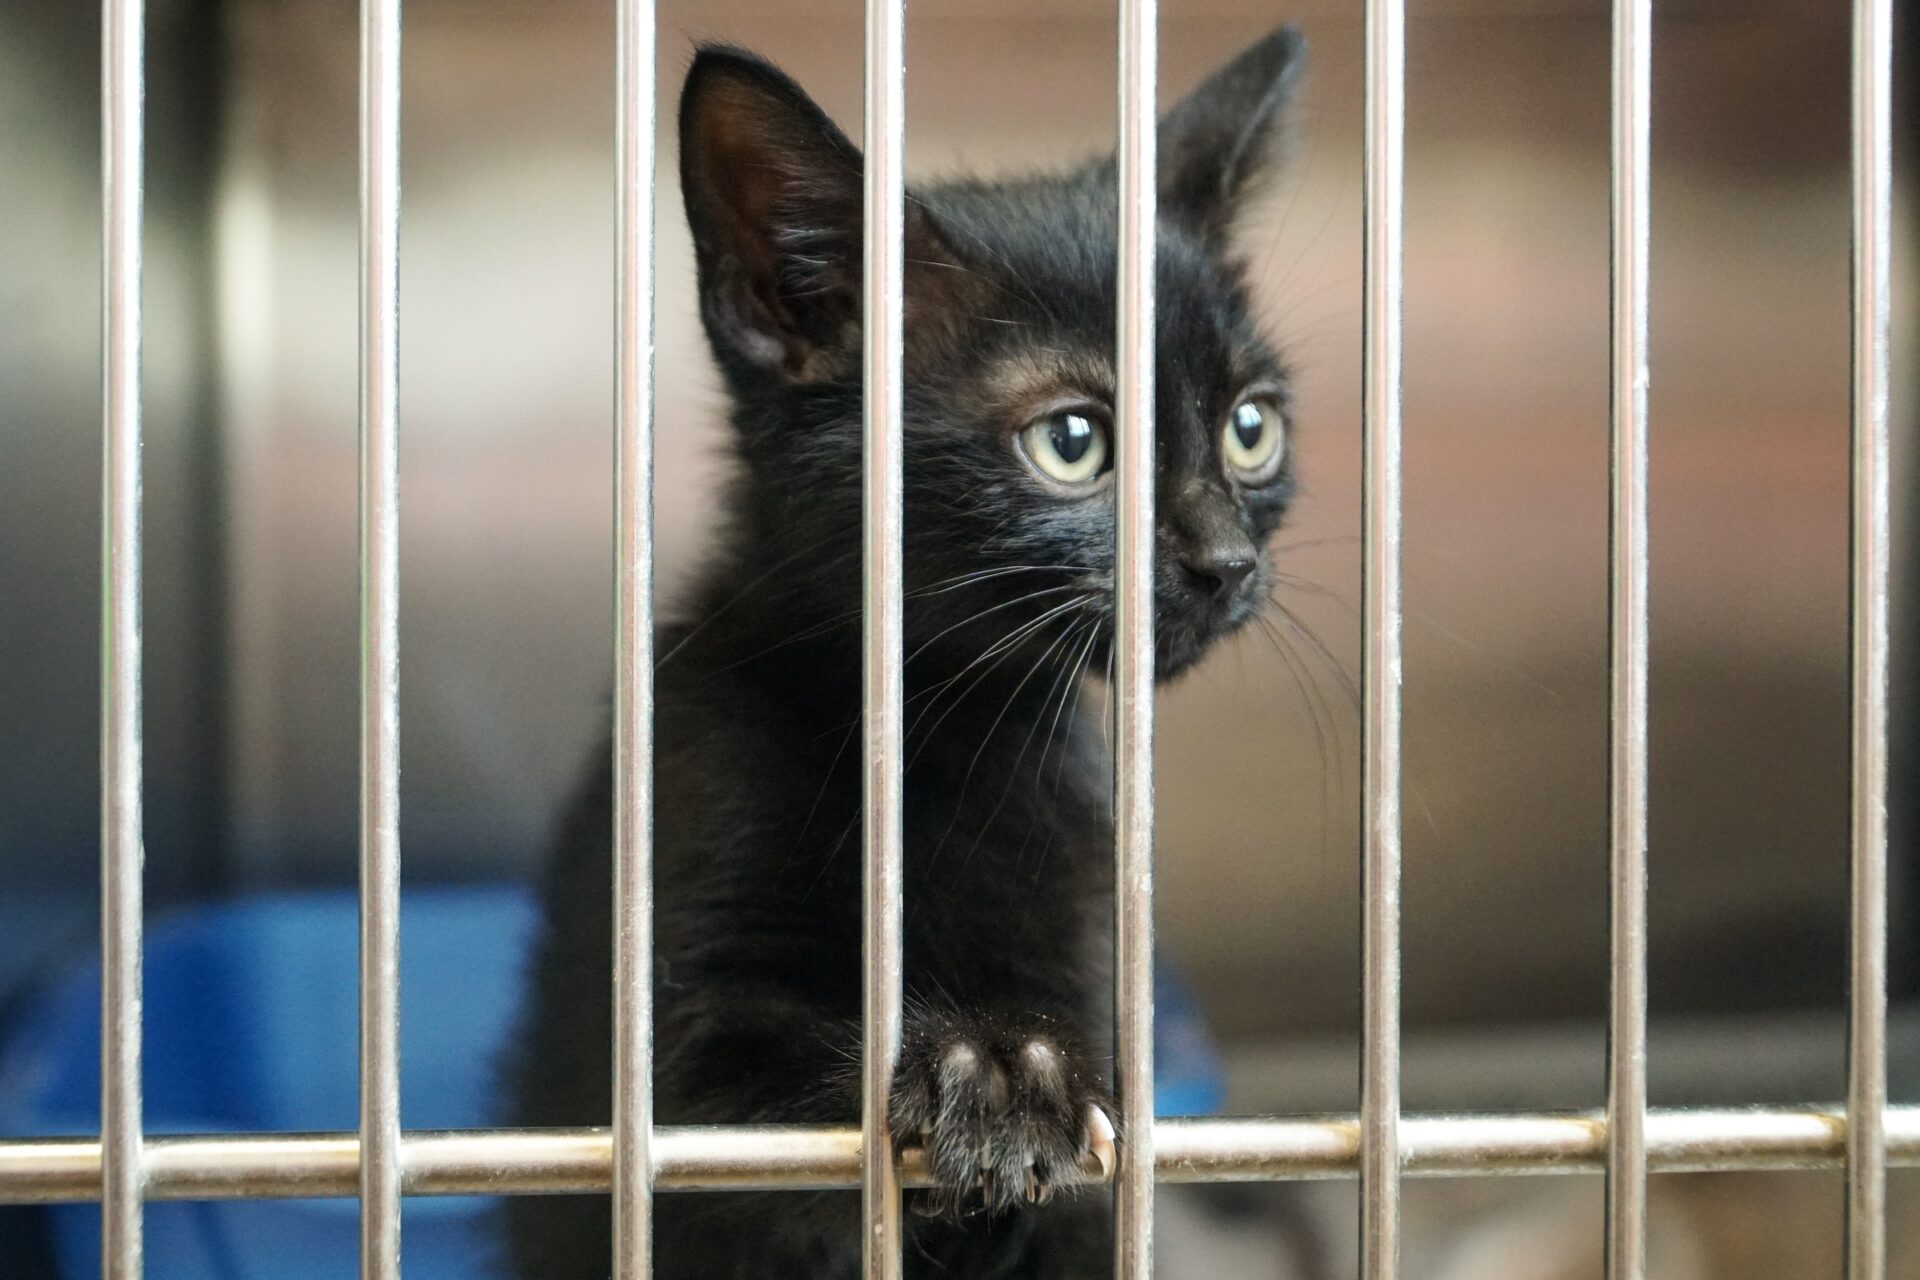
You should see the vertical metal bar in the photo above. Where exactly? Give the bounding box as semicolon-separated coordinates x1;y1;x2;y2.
100;0;146;1274
358;0;402;1275
1113;1;1157;1276
860;0;906;1274
1604;0;1652;1276
1845;0;1893;1275
611;0;657;1274
1360;0;1405;1274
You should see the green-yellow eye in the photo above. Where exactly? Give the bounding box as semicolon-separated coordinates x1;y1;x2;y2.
1019;409;1110;490
1222;396;1287;482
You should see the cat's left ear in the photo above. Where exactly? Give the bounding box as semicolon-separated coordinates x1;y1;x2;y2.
1158;26;1305;246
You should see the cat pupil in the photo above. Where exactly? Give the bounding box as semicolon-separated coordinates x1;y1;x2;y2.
1052;413;1094;464
1232;401;1265;450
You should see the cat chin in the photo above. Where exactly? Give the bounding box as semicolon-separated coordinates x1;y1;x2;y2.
1153;634;1232;683
1084;608;1256;685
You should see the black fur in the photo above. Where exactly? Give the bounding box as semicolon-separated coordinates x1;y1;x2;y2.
505;27;1304;1279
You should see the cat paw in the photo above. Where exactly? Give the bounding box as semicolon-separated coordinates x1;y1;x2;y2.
891;1018;1115;1218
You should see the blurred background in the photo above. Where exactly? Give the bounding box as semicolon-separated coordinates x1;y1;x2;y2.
1;0;1916;1275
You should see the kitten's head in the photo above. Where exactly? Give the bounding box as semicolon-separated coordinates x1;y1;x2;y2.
681;30;1303;682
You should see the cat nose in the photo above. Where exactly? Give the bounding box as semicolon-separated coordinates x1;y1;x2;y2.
1180;549;1255;602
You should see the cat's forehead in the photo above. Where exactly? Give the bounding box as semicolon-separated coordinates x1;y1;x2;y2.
910;173;1287;441
923;174;1269;362
922;174;1116;280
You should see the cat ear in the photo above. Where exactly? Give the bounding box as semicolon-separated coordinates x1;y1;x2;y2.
1157;26;1306;246
679;47;863;379
680;46;959;383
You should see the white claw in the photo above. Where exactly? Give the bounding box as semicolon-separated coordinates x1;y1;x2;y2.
1085;1103;1117;1180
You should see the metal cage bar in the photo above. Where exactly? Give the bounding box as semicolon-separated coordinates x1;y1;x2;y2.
1846;0;1894;1275
5;1108;1918;1204
612;0;658;1275
100;0;147;1274
1361;0;1406;1275
1605;0;1652;1275
358;0;404;1275
1114;0;1158;1276
860;0;908;1274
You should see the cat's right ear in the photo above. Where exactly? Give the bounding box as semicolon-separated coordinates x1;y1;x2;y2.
680;47;864;381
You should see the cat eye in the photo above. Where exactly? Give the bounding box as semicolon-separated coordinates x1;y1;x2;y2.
1221;395;1287;484
1018;408;1111;491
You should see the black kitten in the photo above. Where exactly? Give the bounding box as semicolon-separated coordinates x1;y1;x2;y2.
505;28;1303;1279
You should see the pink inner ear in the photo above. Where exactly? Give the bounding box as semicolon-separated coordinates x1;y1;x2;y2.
686;80;804;282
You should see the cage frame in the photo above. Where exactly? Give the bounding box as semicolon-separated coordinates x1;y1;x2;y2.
0;0;1899;1277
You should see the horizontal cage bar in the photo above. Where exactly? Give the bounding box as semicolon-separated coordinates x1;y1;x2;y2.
1;1108;1914;1204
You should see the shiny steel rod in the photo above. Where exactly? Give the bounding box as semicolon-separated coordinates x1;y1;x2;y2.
1361;0;1406;1274
1846;0;1893;1275
860;0;907;1273
612;0;658;1275
1114;0;1158;1276
1605;0;1652;1275
7;1108;1920;1203
100;0;147;1273
358;0;403;1274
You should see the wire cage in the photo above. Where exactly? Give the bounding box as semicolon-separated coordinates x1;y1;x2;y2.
0;0;1907;1277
